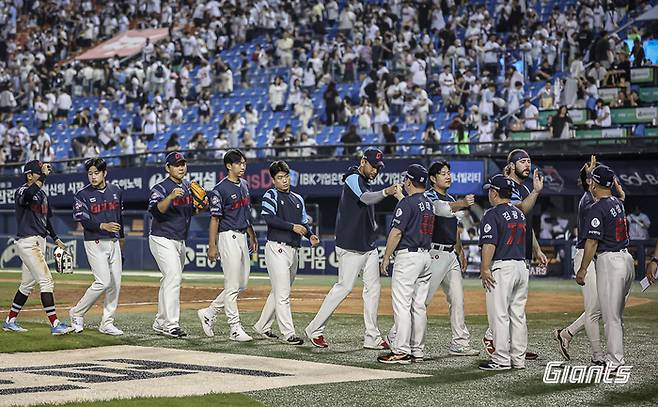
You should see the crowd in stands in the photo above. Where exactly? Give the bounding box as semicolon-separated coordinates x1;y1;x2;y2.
0;0;656;167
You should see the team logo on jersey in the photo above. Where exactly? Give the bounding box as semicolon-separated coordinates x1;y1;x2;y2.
89;197;96;202
296;204;300;209
591;218;600;228
113;194;118;200
280;200;284;205
74;200;83;211
231;194;237;199
395;208;403;217
484;224;492;233
211;195;220;205
150;192;161;201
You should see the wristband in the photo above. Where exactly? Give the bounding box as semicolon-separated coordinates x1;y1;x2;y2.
651;257;658;265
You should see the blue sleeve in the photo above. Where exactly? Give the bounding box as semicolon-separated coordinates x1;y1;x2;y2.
261;189;278;216
390;199;410;233
209;188;223;218
148;185;167;220
300;195;315;236
263;214;294;231
73;192;101;232
345;174;364;198
584;205;604;241
118;187;125;239
479;210;498;246
16;184;40;207
510;185;523;205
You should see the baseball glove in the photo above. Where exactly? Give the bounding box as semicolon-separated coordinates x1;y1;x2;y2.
54;247;74;274
190;181;209;210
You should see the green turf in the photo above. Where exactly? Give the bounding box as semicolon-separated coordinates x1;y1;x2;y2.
32;393;262;407
1;277;657;407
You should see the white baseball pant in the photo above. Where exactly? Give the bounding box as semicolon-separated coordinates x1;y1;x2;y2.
149;235;185;330
564;248;603;361
70;240;122;329
254;241;299;339
16;236;54;295
305;247;383;347
208;230;251;326
485;259;529;368
390;250;432;356
387;248;471;349
595;250;634;368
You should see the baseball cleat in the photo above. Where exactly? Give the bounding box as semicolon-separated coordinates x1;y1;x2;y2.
410;355;424;363
2;320;27;332
478;361;511;371
258;330;279;340
229;324;253;342
98;325;124;336
553;329;571;361
377;352;412;365
285;335;304;345
51;322;74;336
482;336;495;357
152;322;165;335
591;359;606;366
197;308;216;337
161;327;187;338
69;311;84;333
449;345;480;356
308;335;329;348
364;339;389;350
525;351;539;360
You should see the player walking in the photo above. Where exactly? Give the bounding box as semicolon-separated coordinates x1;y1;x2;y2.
576;165;634;371
479;174;529;371
149;152;197;338
377;164;434;364
553;156;626;364
2;160;73;335
252;161;320;345
69;158;125;336
483;149;546;360
305;148;399;349
387;160;479;356
197;149;259;342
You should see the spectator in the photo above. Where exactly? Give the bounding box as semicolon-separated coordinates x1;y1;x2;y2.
294;91;314;133
340;125;362;156
449;105;470;155
438;65;456;101
228;112;244;148
297;132;318;157
241;131;257;159
141;105;158;141
628;207;651;240
587;61;607;87
323;82;340;125
548;106;573;139
523;99;540;130
594;98;611;127
165;133;180;152
212;131;229;159
244;103;259;139
34;95;49;128
268;76;287;111
421;122;440;155
373;97;389;134
197;95;212;124
507;81;524;114
119;131;134;167
381;124;397;155
630;39;645;67
477;115;496;151
40;139;55;162
538;82;556;110
56;89;72;120
356;99;373;134
239;54;250;88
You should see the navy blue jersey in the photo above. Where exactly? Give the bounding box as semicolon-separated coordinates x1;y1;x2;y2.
510;179;533;260
583;196;629;253
479;203;527;261
15;183;58;240
261;188;314;247
148;177;194;241
576;191;596;250
208;177;251;232
335;166;378;251
73;183;125;241
390;193;435;251
425;189;458;245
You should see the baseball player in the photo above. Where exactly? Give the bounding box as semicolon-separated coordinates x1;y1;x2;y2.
197;149;259;342
576;165;634;370
69;158;125;336
387;160;479;356
252;161;320;345
646;240;658;284
149;151;197;338
304;148;399;349
482;149;545;361
2;160;73;335
377;164;434;364
478;174;529;371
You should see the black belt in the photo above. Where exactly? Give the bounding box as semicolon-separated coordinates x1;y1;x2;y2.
431;244;454;252
271;241;299;248
397;247;430;253
227;228;247;234
594;248;628;260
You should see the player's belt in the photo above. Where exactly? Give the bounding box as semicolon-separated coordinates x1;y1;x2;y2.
431;243;454;252
396;248;429;254
271;241;298;248
228;228;247;234
593;248;629;259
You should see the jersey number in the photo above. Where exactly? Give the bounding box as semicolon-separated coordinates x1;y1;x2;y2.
506;223;526;245
615;217;629;242
420;214;434;236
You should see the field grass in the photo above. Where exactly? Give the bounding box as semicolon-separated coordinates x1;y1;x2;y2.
1;272;657;407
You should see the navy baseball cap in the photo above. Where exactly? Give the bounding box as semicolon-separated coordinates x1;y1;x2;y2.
363;148;385;168
591;164;615;188
484;174;514;193
23;160;43;175
403;164;428;184
165;151;187;165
